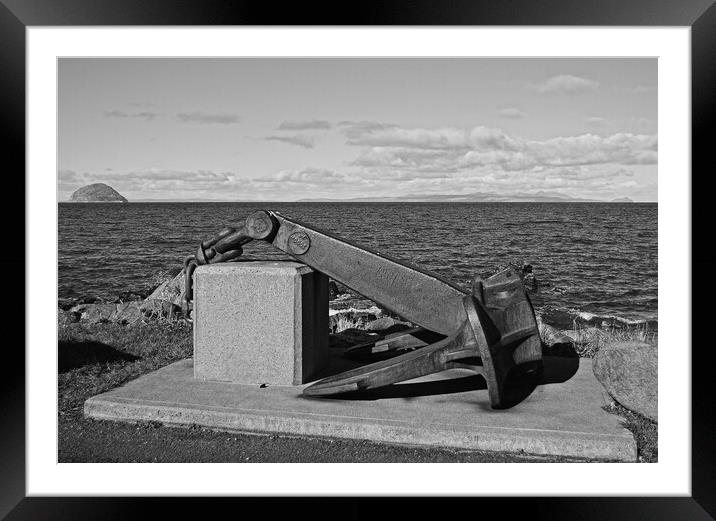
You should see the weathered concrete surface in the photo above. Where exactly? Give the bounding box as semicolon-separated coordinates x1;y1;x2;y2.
85;356;637;461
193;262;329;385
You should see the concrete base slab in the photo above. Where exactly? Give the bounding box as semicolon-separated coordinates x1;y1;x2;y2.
84;355;637;461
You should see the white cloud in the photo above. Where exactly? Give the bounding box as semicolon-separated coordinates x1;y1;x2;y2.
338;123;656;198
257;167;345;184
533;74;599;95
346;126;469;150
344;123;656;171
468;127;523;152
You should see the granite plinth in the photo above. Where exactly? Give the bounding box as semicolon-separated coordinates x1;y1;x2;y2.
193;262;328;385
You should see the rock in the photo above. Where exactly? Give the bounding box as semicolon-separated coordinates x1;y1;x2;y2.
365;317;401;332
68;301;149;325
69;183;128;202
560;327;606;345
539;323;574;345
113;301;143;325
140;299;181;318
115;290;144;302
58;309;78;328
71;303;117;324
328;311;378;332
144;271;186;308
592;341;657;422
487;261;540;293
328;280;340;300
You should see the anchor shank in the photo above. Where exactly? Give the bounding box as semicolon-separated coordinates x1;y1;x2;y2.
267;211;469;335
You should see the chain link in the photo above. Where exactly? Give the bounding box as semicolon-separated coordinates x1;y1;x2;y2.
182;225;249;322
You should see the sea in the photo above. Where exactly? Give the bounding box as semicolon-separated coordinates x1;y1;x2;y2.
58;202;658;331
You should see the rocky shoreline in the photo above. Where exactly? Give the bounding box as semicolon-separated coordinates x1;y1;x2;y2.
58;260;655;339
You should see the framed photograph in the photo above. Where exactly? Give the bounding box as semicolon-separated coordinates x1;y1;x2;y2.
5;0;713;518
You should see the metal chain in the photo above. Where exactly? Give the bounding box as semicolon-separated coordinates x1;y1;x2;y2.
182;255;198;322
182;212;280;322
182;224;249;322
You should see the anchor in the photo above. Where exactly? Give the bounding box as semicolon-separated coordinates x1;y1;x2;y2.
185;210;543;408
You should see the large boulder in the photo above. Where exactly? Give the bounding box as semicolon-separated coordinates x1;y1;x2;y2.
144;270;186;308
364;317;411;332
70;302;117;324
140;299;181;319
58;308;78;328
538;322;574;345
69;301;145;325
592;340;658;422
113;301;143;325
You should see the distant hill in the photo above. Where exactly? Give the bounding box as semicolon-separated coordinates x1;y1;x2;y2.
611;197;634;203
299;191;601;203
69;183;128;203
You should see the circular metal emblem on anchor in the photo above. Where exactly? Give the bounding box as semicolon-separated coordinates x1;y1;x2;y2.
288;231;311;255
252;218;267;234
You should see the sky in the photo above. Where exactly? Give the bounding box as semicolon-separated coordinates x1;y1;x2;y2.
58;58;657;201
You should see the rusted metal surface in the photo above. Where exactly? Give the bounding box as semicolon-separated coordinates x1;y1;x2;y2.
268;212;469;336
184;209;542;408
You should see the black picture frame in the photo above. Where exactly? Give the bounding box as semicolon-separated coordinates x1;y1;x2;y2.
3;0;713;518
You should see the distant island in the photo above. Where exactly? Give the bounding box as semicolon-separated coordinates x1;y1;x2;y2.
611;197;634;203
298;191;603;203
69;183;128;203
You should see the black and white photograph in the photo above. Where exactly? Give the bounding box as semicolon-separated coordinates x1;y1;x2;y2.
57;56;658;464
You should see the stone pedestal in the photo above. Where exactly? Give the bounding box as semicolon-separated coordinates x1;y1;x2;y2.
193;261;329;385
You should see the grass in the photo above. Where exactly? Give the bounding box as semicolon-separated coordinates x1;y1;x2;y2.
539;321;657;358
603;402;658;463
58;321;192;415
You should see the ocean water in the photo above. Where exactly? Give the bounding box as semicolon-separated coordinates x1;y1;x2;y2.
58;202;657;330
